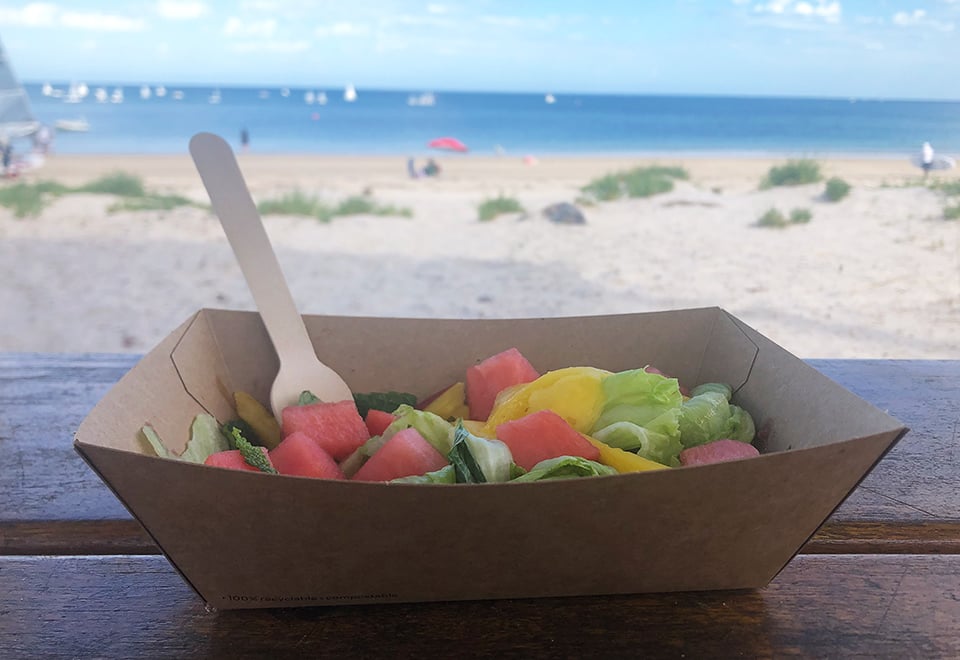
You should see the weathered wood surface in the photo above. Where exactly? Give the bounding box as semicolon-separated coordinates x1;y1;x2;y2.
2;354;958;555
1;554;957;658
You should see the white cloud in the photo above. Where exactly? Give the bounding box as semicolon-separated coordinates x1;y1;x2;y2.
479;15;557;30
427;3;449;14
60;11;146;31
0;4;145;31
229;39;311;53
223;16;277;38
752;0;841;22
893;9;954;30
315;21;370;37
156;1;209;20
0;3;59;27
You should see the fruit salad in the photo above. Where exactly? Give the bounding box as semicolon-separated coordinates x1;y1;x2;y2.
140;347;760;483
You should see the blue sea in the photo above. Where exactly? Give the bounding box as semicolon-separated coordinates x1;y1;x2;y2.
24;83;960;157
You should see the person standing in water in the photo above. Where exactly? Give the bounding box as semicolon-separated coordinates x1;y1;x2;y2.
240;127;250;153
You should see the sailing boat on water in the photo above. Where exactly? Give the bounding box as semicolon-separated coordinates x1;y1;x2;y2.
0;38;41;139
343;83;357;102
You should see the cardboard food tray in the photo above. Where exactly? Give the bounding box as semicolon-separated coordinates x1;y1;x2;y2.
74;306;907;610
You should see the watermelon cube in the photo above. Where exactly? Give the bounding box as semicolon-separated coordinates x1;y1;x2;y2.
495;409;600;471
466;347;540;421
281;400;370;461
352;428;449;482
270;431;345;480
679;439;759;467
204;447;273;472
364;409;397;438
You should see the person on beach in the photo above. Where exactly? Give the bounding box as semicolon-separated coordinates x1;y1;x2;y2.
921;141;934;177
240;127;250;153
1;134;12;178
407;157;420;179
423;158;440;177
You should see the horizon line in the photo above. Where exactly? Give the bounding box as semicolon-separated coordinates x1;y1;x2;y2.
23;80;960;105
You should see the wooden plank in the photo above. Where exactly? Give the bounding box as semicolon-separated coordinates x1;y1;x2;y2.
1;554;958;657
1;354;958;553
811;359;960;522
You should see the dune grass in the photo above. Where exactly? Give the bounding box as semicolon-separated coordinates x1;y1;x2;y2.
760;160;822;189
945;204;960;220
478;195;524;221
823;177;851;202
581;165;688;202
257;191;412;222
0;171;198;218
756;207;812;228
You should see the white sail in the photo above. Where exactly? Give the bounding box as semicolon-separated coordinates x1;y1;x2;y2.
0;38;41;138
344;83;357;102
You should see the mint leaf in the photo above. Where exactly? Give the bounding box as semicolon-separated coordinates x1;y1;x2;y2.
230;427;278;474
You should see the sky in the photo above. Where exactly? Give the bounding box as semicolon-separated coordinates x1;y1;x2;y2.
1;0;959;100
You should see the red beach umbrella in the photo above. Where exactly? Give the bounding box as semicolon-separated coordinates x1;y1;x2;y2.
428;136;468;152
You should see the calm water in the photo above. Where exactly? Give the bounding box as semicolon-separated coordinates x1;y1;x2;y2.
24;83;960;156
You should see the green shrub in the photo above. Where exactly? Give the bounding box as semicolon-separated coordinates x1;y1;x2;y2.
930;180;960;196
108;194;194;213
0;183;47;217
760;160;822;189
581;174;622;202
332;196;412;218
823;177;851;201
77;172;146;197
789;208;812;224
258;191;331;220
478;195;524;221
756;208;788;228
945;204;960;220
581;165;688;202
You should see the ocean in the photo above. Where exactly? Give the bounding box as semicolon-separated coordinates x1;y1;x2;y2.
24;83;960;157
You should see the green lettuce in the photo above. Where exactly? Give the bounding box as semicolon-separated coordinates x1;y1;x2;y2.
448;423;515;483
592;421;683;467
391;464;457;484
592;368;684;432
690;382;733;401
678;391;734;448
140;414;229;464
511;456;617;482
725;405;757;444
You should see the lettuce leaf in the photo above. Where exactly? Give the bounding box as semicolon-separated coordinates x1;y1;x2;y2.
592;421;683;467
724;405;756;444
140;414;230;464
591;368;683;434
678;391;734;448
690;382;733;401
391;464;457;484
511;456;617;482
448;423;514;483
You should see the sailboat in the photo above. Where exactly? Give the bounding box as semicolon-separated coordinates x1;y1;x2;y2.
343;83;357;102
0;38;41;138
208;88;222;104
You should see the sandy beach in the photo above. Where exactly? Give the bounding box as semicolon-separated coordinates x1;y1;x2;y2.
1;153;958;359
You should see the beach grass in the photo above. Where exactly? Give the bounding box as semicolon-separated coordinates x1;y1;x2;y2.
756;208;788;228
581;165;688;202
478;195;525;221
258;190;412;222
823;177;851;202
0;183;50;218
108;194;196;213
0;172;201;217
760;159;822;189
76;172;147;197
945;204;960;220
756;207;812;228
930;180;960;196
